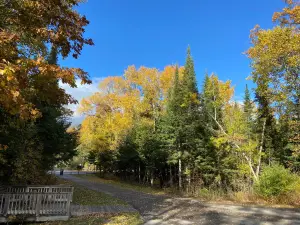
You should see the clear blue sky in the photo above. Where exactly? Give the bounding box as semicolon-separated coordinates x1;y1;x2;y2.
60;0;285;102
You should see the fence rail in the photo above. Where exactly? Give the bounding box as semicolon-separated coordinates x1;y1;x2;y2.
0;185;73;222
5;186;73;193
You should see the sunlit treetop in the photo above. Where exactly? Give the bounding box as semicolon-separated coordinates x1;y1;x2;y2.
272;0;300;26
0;0;94;119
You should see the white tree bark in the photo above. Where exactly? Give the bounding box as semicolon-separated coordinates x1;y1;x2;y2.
209;114;261;181
178;158;182;189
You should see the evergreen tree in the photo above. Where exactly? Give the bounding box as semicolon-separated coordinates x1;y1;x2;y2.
255;82;277;166
47;46;58;65
182;46;198;95
161;66;185;189
244;84;253;122
180;47;201;191
35;46;77;172
244;84;255;139
0;46;77;184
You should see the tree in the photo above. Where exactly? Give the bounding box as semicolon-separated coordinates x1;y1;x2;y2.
244;84;254;124
180;47;201;191
182;47;198;96
0;0;93;184
247;0;299;170
0;0;93;119
0;47;78;184
78;65;177;184
161;66;185;188
202;74;264;182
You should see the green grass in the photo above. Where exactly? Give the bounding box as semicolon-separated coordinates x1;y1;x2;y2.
57;179;127;206
27;213;142;225
74;174;171;195
74;174;300;208
22;179;143;225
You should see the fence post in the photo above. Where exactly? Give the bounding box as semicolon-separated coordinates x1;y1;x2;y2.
66;193;72;217
3;194;10;216
35;194;41;217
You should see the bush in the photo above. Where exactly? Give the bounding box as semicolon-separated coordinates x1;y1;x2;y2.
255;164;300;198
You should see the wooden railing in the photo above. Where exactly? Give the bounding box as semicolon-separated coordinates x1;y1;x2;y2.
0;185;73;223
5;185;73;194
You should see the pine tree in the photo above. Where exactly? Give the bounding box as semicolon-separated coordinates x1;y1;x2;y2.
169;66;183;113
255;82;276;166
180;47;201;192
47;46;58;65
162;66;185;189
182;46;198;95
244;84;254;139
244;84;253;122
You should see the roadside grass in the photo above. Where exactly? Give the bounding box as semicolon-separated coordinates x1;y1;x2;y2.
57;179;127;206
74;174;299;208
104;213;142;225
196;188;300;208
21;179;142;225
35;213;142;225
74;174;174;195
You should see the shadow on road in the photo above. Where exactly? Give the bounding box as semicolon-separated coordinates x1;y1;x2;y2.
61;175;300;225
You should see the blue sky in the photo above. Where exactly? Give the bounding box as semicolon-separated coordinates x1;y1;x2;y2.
60;0;285;123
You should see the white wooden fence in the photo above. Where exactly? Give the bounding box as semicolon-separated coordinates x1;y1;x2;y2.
0;185;74;223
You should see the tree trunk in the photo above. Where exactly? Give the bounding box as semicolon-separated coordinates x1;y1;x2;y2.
99;164;102;177
256;118;266;178
185;165;191;194
150;170;154;187
169;165;173;187
178;158;182;190
188;167;191;192
143;170;147;184
138;163;141;183
209;113;259;182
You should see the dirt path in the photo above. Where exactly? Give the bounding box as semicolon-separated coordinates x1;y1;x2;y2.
62;175;300;225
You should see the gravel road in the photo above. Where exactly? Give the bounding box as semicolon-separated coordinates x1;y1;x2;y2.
62;175;300;225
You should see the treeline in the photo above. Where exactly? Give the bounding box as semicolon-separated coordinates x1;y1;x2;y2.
78;1;299;196
0;1;93;184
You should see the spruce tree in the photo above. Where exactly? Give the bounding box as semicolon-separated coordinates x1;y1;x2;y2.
244;84;253;122
169;66;183;113
255;82;277;166
244;84;254;138
162;66;185;189
181;47;201;191
47;46;58;65
182;46;198;95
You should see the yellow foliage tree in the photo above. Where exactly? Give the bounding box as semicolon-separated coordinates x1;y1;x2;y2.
79;65;177;153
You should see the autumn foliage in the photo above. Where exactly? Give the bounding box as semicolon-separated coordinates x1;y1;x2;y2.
79;65;178;152
76;1;299;201
0;0;299;200
0;0;93;184
0;0;93;119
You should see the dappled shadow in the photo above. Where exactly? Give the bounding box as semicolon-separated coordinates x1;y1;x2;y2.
61;174;167;214
62;175;300;225
143;198;300;224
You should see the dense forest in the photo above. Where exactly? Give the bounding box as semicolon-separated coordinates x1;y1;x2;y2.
77;0;300;201
0;0;299;204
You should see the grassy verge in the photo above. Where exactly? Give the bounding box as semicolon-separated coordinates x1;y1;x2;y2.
195;188;300;208
74;174;173;195
57;179;127;206
31;213;142;225
21;179;142;225
74;174;299;208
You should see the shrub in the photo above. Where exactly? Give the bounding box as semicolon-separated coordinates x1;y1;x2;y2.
255;164;300;198
198;188;210;199
198;187;228;201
